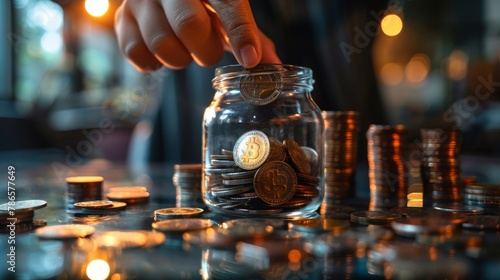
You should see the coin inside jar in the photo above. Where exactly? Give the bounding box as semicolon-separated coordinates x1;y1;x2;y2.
239;66;283;106
254;161;298;205
233;130;271;170
283;139;312;175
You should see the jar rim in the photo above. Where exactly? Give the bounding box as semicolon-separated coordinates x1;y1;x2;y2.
212;64;314;90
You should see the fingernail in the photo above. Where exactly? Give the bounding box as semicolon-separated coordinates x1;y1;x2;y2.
240;45;259;68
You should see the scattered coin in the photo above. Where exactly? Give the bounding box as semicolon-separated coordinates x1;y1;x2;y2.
0;199;47;211
154;207;204;220
35;224;95;239
74;200;114;209
152;218;214;233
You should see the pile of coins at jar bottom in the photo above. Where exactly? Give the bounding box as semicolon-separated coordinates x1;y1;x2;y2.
367;125;407;209
204;130;320;215
172;164;204;208
420;129;462;204
0;200;47;233
321;111;359;214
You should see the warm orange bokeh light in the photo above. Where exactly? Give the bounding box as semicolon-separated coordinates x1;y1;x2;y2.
380;63;404;86
381;14;403;36
85;0;109;17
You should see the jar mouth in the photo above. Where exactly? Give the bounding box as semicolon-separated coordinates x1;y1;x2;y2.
212;64;314;91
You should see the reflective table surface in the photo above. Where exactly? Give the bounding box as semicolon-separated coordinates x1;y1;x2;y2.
1;151;500;280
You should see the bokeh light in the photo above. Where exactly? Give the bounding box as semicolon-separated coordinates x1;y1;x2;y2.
85;0;109;17
86;259;110;280
381;14;403;36
406;54;431;83
446;50;468;80
380;63;404;86
40;32;63;53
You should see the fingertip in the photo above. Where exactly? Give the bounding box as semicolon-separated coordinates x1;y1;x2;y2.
239;44;260;68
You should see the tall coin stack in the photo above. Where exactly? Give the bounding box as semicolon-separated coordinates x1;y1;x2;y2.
172;164;205;208
321;111;359;214
420;129;462;205
366;125;407;210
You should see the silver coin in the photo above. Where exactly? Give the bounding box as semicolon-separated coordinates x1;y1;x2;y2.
0;199;47;211
239;66;283;106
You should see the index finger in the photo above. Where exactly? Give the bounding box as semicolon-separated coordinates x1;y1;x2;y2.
207;0;261;68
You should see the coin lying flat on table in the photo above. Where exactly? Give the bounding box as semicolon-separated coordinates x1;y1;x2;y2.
0;199;47;211
35;224;95;239
154;207;204;220
290;218;351;233
152;218;214;233
74;200;114;209
350;210;401;226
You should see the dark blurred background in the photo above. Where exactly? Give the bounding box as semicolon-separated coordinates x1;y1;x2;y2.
0;0;499;167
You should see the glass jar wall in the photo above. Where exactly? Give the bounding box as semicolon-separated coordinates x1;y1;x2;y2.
202;64;324;218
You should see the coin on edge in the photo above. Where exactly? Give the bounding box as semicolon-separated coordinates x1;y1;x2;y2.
284;139;312;175
233;130;270;170
35;224;95;239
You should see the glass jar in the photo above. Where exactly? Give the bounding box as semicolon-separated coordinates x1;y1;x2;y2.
202;64;324;218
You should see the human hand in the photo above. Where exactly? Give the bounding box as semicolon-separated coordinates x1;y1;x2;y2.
115;0;281;72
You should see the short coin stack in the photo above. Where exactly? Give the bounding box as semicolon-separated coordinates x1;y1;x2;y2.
106;186;150;204
204;130;321;215
321;111;359;214
172;164;204;208
366;125;407;210
65;176;104;212
0;200;47;233
463;183;500;213
420;129;462;204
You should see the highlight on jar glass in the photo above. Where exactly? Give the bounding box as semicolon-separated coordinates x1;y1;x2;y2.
202;64;324;218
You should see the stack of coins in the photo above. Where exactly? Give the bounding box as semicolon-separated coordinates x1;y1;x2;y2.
366;125;407;209
106;186;150;204
321;111;359;213
420;129;462;204
172;164;204;208
65;176;103;212
463;183;500;213
0;200;47;233
204;130;321;215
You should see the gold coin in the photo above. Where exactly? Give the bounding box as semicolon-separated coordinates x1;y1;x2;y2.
254;161;297;205
154;207;204;219
283;139;312;175
74;200;113;209
152;218;214;233
233;130;270;170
